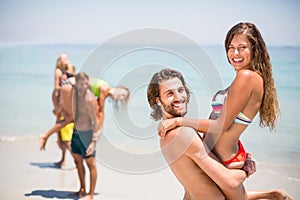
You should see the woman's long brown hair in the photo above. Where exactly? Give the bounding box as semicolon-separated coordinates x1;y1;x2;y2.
225;22;280;131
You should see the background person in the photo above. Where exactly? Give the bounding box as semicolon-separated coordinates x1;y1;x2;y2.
52;53;75;117
70;72;100;199
40;77;130;151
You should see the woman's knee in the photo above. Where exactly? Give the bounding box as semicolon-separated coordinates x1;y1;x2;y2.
183;191;191;200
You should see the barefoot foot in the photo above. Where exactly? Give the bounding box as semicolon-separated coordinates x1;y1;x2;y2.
68;189;86;197
79;194;94;200
39;135;48;151
272;189;294;200
54;160;66;168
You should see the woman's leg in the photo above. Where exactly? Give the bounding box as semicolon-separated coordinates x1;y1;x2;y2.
247;189;293;200
39;117;72;150
183;189;191;200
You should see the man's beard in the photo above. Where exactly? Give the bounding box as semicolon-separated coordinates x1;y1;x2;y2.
76;88;87;97
161;100;187;118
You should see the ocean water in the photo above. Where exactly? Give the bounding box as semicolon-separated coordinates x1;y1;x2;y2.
0;44;299;179
0;44;94;137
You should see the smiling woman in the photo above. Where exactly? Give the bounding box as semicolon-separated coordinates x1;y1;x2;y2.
227;34;253;72
156;22;294;199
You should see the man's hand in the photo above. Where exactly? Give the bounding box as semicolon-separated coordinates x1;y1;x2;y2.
86;141;96;156
158;118;181;139
242;153;256;178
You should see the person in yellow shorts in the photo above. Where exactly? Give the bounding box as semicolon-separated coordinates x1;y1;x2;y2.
56;116;74;168
40;76;130;168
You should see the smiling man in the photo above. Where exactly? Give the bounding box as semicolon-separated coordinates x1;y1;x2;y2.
146;68;253;199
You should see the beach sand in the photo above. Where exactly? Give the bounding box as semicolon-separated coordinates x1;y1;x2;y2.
0;136;298;200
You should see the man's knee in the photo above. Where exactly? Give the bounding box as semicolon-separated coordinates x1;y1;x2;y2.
72;154;83;165
86;157;97;170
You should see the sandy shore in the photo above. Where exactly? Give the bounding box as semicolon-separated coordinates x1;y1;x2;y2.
0;137;298;199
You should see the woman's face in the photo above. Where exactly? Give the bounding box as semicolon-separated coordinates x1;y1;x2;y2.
60;54;69;66
227;34;252;72
113;88;129;101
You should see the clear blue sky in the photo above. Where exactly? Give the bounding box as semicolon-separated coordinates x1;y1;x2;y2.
0;0;299;46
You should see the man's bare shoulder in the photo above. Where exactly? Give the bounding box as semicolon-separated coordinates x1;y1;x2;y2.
160;126;200;163
167;126;197;138
161;126;198;148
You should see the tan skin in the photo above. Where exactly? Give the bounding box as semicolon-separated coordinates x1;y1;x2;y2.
95;83;129;135
55;82;74;166
157;77;247;199
158;35;293;199
40;78;129;151
40;80;76;151
161;128;227;200
50;54;76;166
71;77;100;200
159;34;263;167
66;80;128;200
52;53;72;116
40;77;129;199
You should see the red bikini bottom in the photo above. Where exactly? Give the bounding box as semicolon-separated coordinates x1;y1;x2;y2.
221;140;246;165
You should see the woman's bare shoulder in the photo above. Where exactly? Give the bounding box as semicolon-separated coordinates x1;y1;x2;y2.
237;70;262;81
233;70;263;89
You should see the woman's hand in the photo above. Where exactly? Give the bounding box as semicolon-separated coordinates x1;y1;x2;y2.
54;89;59;97
242;153;256;178
158;117;181;139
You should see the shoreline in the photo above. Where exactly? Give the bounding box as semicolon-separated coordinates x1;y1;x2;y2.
0;136;299;199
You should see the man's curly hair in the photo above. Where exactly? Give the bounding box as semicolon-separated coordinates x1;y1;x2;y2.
147;68;190;121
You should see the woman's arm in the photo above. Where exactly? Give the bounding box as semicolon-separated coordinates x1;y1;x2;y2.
158;70;255;137
54;68;62;91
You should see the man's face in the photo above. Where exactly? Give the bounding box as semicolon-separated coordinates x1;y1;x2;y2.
76;78;89;96
157;77;188;119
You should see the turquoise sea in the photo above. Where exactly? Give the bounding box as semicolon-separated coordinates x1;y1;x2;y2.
0;43;299;183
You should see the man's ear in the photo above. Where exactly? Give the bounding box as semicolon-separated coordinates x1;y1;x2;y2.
156;97;161;106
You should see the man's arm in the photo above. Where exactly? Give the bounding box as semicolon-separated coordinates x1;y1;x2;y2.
86;92;101;156
164;127;247;189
